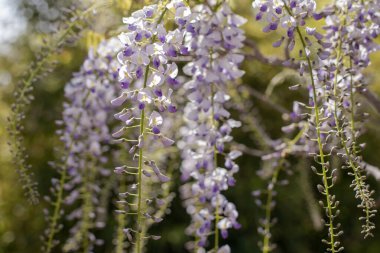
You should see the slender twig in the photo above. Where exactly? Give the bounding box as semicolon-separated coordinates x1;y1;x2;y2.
361;89;380;114
211;81;220;251
283;3;338;251
44;90;91;253
135;65;149;253
7;1;111;205
244;38;299;69
243;86;289;114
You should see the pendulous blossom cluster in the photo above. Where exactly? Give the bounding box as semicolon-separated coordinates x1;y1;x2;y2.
317;0;380;238
7;2;104;206
253;0;345;252
43;38;122;253
253;0;322;59
111;1;192;251
179;2;246;252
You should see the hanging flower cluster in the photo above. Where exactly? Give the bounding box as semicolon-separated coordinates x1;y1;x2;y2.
7;2;103;206
43;38;122;253
253;0;379;251
316;0;379;238
253;0;328;69
179;2;246;252
252;1;343;252
111;1;192;251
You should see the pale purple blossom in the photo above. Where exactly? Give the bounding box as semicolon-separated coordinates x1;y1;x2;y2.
58;38;122;252
112;1;192;247
179;2;245;251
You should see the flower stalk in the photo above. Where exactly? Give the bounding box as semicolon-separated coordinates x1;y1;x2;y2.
44;89;91;253
135;65;150;253
261;126;307;253
294;25;338;253
211;82;220;251
7;2;109;204
283;3;341;251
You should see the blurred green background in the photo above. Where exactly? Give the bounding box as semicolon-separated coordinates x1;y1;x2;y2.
1;0;380;252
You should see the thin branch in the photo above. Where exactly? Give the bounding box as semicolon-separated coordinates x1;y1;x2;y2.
361;89;380;115
243;85;290;114
244;38;299;69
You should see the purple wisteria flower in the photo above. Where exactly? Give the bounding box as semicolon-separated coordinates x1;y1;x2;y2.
252;2;329;158
253;0;318;48
252;0;347;252
316;0;380;129
55;38;122;253
111;1;192;251
315;0;379;238
179;2;246;252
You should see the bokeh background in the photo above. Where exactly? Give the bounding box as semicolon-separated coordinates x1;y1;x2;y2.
1;0;380;252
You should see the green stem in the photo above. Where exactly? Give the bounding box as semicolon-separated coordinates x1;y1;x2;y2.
348;66;372;234
262;167;279;253
80;150;99;253
44;91;91;253
261;126;307;253
116;176;127;253
349;60;356;156
283;4;336;251
211;82;220;252
45;168;66;253
8;2;107;205
139;164;175;250
330;13;372;235
133;4;167;252
62;157;97;253
297;27;336;253
135;65;150;253
81;161;93;253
